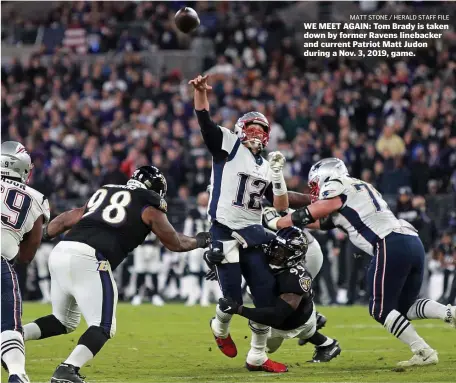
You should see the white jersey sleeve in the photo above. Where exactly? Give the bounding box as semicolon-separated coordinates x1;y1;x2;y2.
220;126;239;154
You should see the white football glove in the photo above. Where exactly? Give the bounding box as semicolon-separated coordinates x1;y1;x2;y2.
268;151;286;173
262;206;281;231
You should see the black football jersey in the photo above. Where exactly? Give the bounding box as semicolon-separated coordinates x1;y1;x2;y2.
65;184;167;270
274;263;314;331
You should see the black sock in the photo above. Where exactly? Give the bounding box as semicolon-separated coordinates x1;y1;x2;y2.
150;273;159;296
35;315;68;339
306;331;328;346
78;326;110;356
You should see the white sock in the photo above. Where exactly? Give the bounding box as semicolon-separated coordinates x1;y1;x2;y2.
1;330;26;375
23;323;41;341
318;337;334;347
38;279;51;301
407;299;449;321
246;321;269;366
211;305;232;338
384;309;431;353
64;344;94;368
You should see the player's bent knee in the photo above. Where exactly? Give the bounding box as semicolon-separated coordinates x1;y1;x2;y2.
53;313;81;334
35;314;75;336
78;326;110;356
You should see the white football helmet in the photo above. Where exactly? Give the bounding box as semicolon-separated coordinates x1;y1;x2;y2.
308;158;348;202
1;141;33;183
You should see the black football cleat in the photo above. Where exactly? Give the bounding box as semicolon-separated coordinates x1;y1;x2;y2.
51;363;86;383
298;312;327;346
307;340;341;363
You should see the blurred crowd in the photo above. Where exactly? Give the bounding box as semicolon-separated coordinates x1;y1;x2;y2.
1;1;455;305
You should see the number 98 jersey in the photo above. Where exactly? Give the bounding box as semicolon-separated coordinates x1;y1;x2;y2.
1;177;50;261
320;176;417;256
64;184;167;270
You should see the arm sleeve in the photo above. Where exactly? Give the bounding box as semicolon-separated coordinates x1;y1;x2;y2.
239;297;296;328
320;215;336;230
195;109;228;161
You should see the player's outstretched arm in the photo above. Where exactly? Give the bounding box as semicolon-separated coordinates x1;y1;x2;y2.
17;215;44;264
143;206;210;252
189;74;212;110
287;191;312;208
218;293;301;328
278;198;343;229
44;205;86;239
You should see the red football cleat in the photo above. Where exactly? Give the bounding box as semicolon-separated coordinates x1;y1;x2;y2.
246;358;288;373
209;318;237;358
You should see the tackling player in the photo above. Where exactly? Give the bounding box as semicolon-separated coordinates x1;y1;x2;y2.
217;227;341;363
22;166;211;383
189;74;310;372
264;157;456;366
1;141;50;383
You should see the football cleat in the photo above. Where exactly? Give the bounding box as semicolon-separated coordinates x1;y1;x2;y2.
209;318;237;358
308;340;341;363
8;374;30;383
151;294;165;306
298;312;327;346
246;358;288;373
51;363;86;383
397;348;438;367
444;305;456;328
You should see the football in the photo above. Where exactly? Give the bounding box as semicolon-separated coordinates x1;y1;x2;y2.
174;7;200;34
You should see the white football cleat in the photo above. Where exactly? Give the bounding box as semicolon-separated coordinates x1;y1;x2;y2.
151;294;165;306
444;305;456;328
131;295;142;306
397;348;438;367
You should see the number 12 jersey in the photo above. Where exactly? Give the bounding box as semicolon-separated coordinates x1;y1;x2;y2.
65;184;167;270
208;126;274;230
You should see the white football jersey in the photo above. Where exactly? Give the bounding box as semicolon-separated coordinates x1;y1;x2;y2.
1;177;50;260
208;126;273;230
320;175;417;256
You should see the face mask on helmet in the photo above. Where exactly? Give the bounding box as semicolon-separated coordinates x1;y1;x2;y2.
308;158;348;202
234;112;270;153
265;227;308;271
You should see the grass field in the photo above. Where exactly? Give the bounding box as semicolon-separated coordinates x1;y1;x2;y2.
8;303;456;383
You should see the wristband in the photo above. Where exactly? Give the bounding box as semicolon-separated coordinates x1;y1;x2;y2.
271;171;287;196
42;226;51;241
291;206;316;227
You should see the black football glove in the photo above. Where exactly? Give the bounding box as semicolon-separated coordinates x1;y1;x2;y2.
196;232;212;248
205;269;217;281
203;247;224;268
218;297;241;315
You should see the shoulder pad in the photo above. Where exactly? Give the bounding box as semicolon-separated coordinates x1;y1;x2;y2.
319;179;346;200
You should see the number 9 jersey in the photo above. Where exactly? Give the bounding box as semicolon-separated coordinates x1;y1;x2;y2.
1;177;50;261
64;184;167;270
319;176;418;256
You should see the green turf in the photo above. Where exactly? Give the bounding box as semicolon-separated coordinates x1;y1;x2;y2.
10;303;456;382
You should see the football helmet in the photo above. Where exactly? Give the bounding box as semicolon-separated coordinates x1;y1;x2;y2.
234;111;270;152
308;158;348;202
0;141;33;183
129;165;167;197
265;226;308;271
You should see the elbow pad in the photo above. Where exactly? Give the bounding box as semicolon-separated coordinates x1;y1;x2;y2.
291;206;315;227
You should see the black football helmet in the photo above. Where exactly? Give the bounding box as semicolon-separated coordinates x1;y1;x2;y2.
130;166;167;197
265;227;308;270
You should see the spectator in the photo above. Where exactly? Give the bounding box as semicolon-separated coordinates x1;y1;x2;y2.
375;124;406;158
